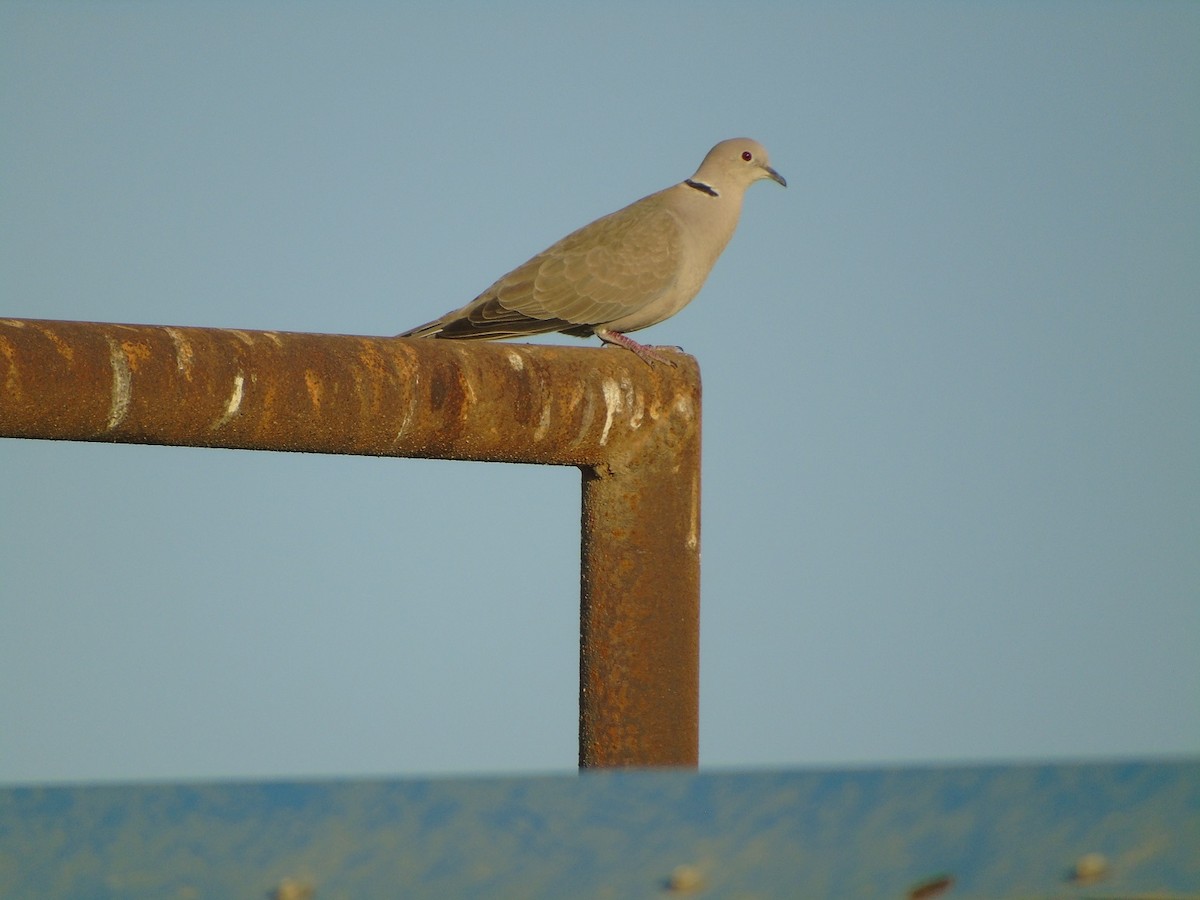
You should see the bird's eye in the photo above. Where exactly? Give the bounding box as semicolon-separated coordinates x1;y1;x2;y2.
741;150;753;161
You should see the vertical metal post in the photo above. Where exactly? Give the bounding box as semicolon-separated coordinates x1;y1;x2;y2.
578;365;702;768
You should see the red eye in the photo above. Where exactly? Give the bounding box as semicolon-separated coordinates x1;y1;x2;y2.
741;150;753;161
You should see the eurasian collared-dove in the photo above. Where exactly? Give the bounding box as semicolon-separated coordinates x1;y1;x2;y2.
399;138;786;364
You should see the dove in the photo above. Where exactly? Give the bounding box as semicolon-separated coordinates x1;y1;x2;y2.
399;138;786;364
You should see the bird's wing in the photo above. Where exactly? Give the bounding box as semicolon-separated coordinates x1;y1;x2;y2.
421;193;684;339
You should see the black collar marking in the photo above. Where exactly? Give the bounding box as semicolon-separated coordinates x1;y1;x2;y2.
685;179;719;197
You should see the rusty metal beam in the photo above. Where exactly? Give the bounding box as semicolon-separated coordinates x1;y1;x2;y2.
0;317;701;768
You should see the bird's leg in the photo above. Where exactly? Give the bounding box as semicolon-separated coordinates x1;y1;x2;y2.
595;328;678;367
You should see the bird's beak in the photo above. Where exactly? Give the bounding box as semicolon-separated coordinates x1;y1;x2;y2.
764;165;787;188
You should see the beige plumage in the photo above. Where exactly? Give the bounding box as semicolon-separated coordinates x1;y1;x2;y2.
399;138;786;364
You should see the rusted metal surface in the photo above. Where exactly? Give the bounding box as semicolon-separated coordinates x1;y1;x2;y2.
579;406;701;767
0;317;701;768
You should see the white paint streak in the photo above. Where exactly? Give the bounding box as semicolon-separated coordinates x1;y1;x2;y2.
164;327;193;375
628;385;645;430
686;471;701;550
570;384;595;449
396;372;419;441
534;402;552;441
461;363;478;406
230;329;257;346
105;337;132;430
212;373;244;429
600;378;622;445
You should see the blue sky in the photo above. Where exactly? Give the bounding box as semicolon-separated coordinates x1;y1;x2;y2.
2;2;1197;785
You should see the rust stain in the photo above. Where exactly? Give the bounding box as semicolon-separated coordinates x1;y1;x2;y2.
39;325;75;362
120;339;153;372
0;336;17;395
304;369;323;408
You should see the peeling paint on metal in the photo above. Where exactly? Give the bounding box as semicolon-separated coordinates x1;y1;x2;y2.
686;474;700;552
533;401;552;441
599;378;622;445
164;327;194;378
626;380;645;431
105;336;132;430
213;373;245;429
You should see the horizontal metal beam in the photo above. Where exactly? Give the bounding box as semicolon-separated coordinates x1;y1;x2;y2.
0;317;701;768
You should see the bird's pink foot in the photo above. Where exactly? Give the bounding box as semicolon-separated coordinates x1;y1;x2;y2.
595;329;678;367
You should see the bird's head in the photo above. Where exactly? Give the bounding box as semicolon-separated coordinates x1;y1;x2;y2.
692;138;787;193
